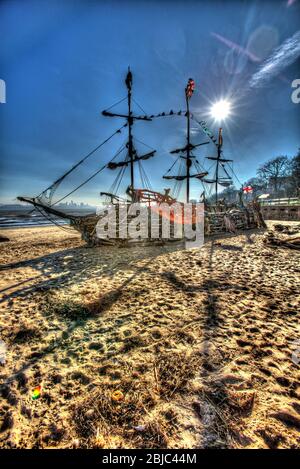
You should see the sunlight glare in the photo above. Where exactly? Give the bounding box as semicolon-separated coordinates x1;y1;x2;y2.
210;99;231;121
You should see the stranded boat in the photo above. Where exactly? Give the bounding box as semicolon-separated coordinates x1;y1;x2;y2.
18;68;265;246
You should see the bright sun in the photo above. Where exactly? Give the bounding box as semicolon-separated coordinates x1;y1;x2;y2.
210;99;231;121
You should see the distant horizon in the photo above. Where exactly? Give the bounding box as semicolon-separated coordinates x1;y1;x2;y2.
0;200;96;207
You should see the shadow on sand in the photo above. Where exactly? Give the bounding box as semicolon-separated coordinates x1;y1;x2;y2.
0;241;185;303
1;229;262;446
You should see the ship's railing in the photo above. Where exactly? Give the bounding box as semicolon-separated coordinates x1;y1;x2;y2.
259;197;300;206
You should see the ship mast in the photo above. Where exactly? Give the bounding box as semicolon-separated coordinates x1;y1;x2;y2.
215;131;221;204
204;127;233;205
102;67;154;202
186;90;191;203
163;78;209;203
127;68;134;194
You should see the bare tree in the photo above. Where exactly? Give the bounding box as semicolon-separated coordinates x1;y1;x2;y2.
290;149;300;196
257;156;291;196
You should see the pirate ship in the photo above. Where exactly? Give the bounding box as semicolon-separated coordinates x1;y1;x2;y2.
18;68;264;245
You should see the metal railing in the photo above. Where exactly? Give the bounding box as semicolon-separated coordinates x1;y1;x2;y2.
260;197;300;206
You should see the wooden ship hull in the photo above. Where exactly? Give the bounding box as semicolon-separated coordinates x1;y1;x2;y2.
77;206;263;246
18;196;264;247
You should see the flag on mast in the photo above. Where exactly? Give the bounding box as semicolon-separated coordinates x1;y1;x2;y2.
185;78;195;99
243;186;253;193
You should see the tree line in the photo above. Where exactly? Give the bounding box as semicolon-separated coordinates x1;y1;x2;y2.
221;148;300;202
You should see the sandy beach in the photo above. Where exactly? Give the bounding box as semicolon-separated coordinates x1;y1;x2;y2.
0;223;299;449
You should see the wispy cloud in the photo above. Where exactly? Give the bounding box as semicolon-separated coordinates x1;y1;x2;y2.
287;0;297;8
249;30;300;89
211;32;260;63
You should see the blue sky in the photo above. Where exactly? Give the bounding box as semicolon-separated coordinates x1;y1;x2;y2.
0;0;299;204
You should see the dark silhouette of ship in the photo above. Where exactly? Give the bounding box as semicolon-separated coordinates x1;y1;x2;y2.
18;68;265;245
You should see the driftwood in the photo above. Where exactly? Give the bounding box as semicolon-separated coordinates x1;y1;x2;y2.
263;231;300;250
273;224;300;235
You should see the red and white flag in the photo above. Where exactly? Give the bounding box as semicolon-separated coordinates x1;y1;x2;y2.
186;78;195;99
243;186;253;193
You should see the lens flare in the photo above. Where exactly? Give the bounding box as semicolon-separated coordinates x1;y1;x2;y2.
210;99;231;121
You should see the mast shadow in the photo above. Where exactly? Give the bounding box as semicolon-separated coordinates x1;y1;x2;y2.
195;275;231;448
156;239;236;447
152;241;246;447
0;255;157;391
0;247;78;272
0;243;183;303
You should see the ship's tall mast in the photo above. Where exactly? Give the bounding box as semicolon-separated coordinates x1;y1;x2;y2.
204;127;233;205
126;67;134;195
102;67;154;202
163;79;209;202
215;134;221;204
186;92;191;203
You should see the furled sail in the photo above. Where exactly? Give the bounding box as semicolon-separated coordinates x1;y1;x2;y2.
107;151;156;170
163;171;208;181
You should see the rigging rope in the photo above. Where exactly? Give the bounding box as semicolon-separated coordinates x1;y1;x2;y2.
138;160;145;188
164;155;180;175
34;206;74;233
133;136;156;151
35;105;223;208
53;165;108;206
194;160;210;198
108;148;129;196
128;109;218;148
37;123;128;204
104;96;127;112
220;162;233;181
143;166;152;190
225;163;243;188
132;98;147;116
138;160;152;190
52;141;127;206
114;164;127;196
172;159;185;200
